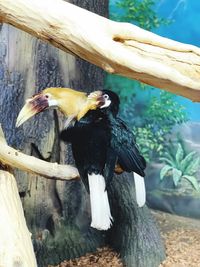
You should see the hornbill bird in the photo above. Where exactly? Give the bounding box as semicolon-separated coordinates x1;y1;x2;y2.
16;87;146;230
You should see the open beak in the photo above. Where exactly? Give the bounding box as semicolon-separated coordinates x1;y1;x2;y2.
16;93;49;127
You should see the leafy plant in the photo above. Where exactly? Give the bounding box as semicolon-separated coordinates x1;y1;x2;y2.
132;91;187;162
110;0;171;30
160;143;200;191
133;124;164;162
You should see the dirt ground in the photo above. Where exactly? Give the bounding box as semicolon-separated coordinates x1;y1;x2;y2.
49;210;200;267
155;210;200;267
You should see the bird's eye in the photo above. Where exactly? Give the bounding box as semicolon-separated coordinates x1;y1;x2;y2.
45;94;49;99
103;94;109;100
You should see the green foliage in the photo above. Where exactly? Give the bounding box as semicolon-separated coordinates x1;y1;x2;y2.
132;91;187;162
133;124;164;162
160;143;200;191
144;92;186;132
110;0;171;31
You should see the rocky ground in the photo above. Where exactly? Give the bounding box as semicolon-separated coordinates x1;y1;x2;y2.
49;210;200;267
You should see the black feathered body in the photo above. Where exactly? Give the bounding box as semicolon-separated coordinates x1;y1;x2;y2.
60;111;117;192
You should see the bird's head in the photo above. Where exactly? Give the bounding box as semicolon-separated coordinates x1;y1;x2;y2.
88;90;120;116
16;87;105;127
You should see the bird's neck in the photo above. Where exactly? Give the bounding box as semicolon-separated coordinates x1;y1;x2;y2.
57;92;88;118
101;109;116;121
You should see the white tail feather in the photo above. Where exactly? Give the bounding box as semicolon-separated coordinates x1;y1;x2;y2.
88;173;113;230
133;173;146;207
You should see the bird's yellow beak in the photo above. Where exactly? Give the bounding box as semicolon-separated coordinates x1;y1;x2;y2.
16;89;106;127
16;93;49;127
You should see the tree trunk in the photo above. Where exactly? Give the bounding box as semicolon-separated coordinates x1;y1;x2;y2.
108;173;165;267
0;1;165;266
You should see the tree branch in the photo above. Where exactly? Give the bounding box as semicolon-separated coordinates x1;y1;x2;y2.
0;127;79;180
0;0;199;101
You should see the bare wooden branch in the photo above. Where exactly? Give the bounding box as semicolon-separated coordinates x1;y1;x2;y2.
0;169;37;267
0;140;79;180
0;0;200;101
0;126;37;267
0;124;79;180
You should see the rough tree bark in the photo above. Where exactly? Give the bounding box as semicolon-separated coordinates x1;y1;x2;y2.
0;0;200;101
0;1;165;267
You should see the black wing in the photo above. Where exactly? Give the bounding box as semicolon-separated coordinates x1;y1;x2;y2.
110;117;146;177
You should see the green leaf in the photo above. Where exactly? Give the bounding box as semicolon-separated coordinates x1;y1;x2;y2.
185;157;200;175
159;157;175;167
164;150;176;164
160;165;172;180
157;144;163;152
175;143;184;166
180;151;197;172
172;168;182;186
182;175;200;192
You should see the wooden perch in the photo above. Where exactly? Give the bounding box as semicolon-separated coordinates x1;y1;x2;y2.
0;0;200;101
0;169;37;267
0;127;37;267
0;140;79;180
0;126;79;180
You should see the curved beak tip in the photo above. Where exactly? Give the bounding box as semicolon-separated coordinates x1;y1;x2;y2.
16;101;34;127
16;93;48;127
